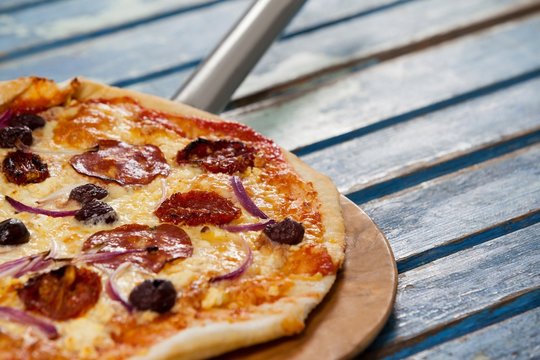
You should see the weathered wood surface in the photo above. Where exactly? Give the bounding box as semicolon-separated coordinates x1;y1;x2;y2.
301;78;540;194
227;14;540;151
362;145;540;262
129;0;538;98
366;222;540;356
411;308;540;359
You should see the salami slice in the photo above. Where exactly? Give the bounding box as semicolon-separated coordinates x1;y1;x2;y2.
176;138;255;174
18;265;101;321
154;190;241;226
82;224;193;273
70;140;169;185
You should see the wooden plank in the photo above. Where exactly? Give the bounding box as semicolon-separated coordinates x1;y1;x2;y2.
128;0;537;98
0;0;251;81
226;15;540;151
362;145;540;262
0;0;399;83
0;0;217;55
301;78;540;194
0;0;396;57
368;222;540;353
410;308;540;359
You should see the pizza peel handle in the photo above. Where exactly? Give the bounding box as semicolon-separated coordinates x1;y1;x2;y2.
172;0;307;113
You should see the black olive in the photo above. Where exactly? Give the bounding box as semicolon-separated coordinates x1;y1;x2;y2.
69;184;108;204
74;199;118;225
263;218;304;245
128;279;176;313
0;218;30;245
0;126;33;148
8;114;46;130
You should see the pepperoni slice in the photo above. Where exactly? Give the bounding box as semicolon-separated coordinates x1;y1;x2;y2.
18;265;101;321
70;139;170;185
154;190;241;226
176;138;255;174
82;224;193;273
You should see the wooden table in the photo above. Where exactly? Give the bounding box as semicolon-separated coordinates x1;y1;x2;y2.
1;0;539;358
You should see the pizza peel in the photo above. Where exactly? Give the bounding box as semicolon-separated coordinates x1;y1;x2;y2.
172;1;398;358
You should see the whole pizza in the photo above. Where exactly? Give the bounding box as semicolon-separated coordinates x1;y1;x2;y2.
0;77;345;359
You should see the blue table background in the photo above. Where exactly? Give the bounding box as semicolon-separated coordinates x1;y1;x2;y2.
1;0;539;358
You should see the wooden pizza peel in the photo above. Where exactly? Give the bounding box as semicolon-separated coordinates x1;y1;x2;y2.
171;1;398;357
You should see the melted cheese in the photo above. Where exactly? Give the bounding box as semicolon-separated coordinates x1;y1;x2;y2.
0;98;330;358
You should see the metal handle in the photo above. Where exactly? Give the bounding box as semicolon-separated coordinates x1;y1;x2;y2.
172;0;306;113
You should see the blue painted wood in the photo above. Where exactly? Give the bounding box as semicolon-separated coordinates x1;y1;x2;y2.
227;15;540;151
363;145;540;261
0;0;398;59
368;222;540;352
0;0;221;57
410;308;540;359
0;0;60;13
300;76;540;194
128;0;535;98
380;289;540;359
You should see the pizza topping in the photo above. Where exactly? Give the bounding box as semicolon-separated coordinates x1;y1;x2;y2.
210;239;253;282
8;113;46;130
5;196;78;217
231;175;269;219
18;265;102;321
0;109;13;128
0;253;49;278
82;224;193;273
0;218;30;245
0;126;33;148
0;306;59;340
263;218;305;245
2;150;50;185
176;138;255;174
70;139;170;185
68;183;108;204
221;220;274;233
74;199;118;225
128;279;176;313
106;263;133;312
154;190;241;226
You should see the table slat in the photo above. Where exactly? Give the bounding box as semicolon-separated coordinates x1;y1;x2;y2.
410;308;540;360
363;145;540;262
227;15;540;151
302;78;540;194
367;222;539;355
129;0;537;98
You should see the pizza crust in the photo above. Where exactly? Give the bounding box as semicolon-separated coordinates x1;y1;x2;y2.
0;77;345;359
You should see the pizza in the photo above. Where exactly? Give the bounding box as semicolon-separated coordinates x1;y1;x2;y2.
0;77;345;360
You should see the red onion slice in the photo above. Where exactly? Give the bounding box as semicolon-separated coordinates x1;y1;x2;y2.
210;239;253;282
105;262;133;312
0;306;59;339
0;109;12;128
5;196;78;218
221;220;275;233
0;256;32;277
231;176;269;219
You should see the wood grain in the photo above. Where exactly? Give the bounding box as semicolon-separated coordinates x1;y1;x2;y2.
130;0;537;98
369;222;540;353
411;308;540;359
222;197;397;360
364;145;540;261
227;15;540;151
301;78;540;194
